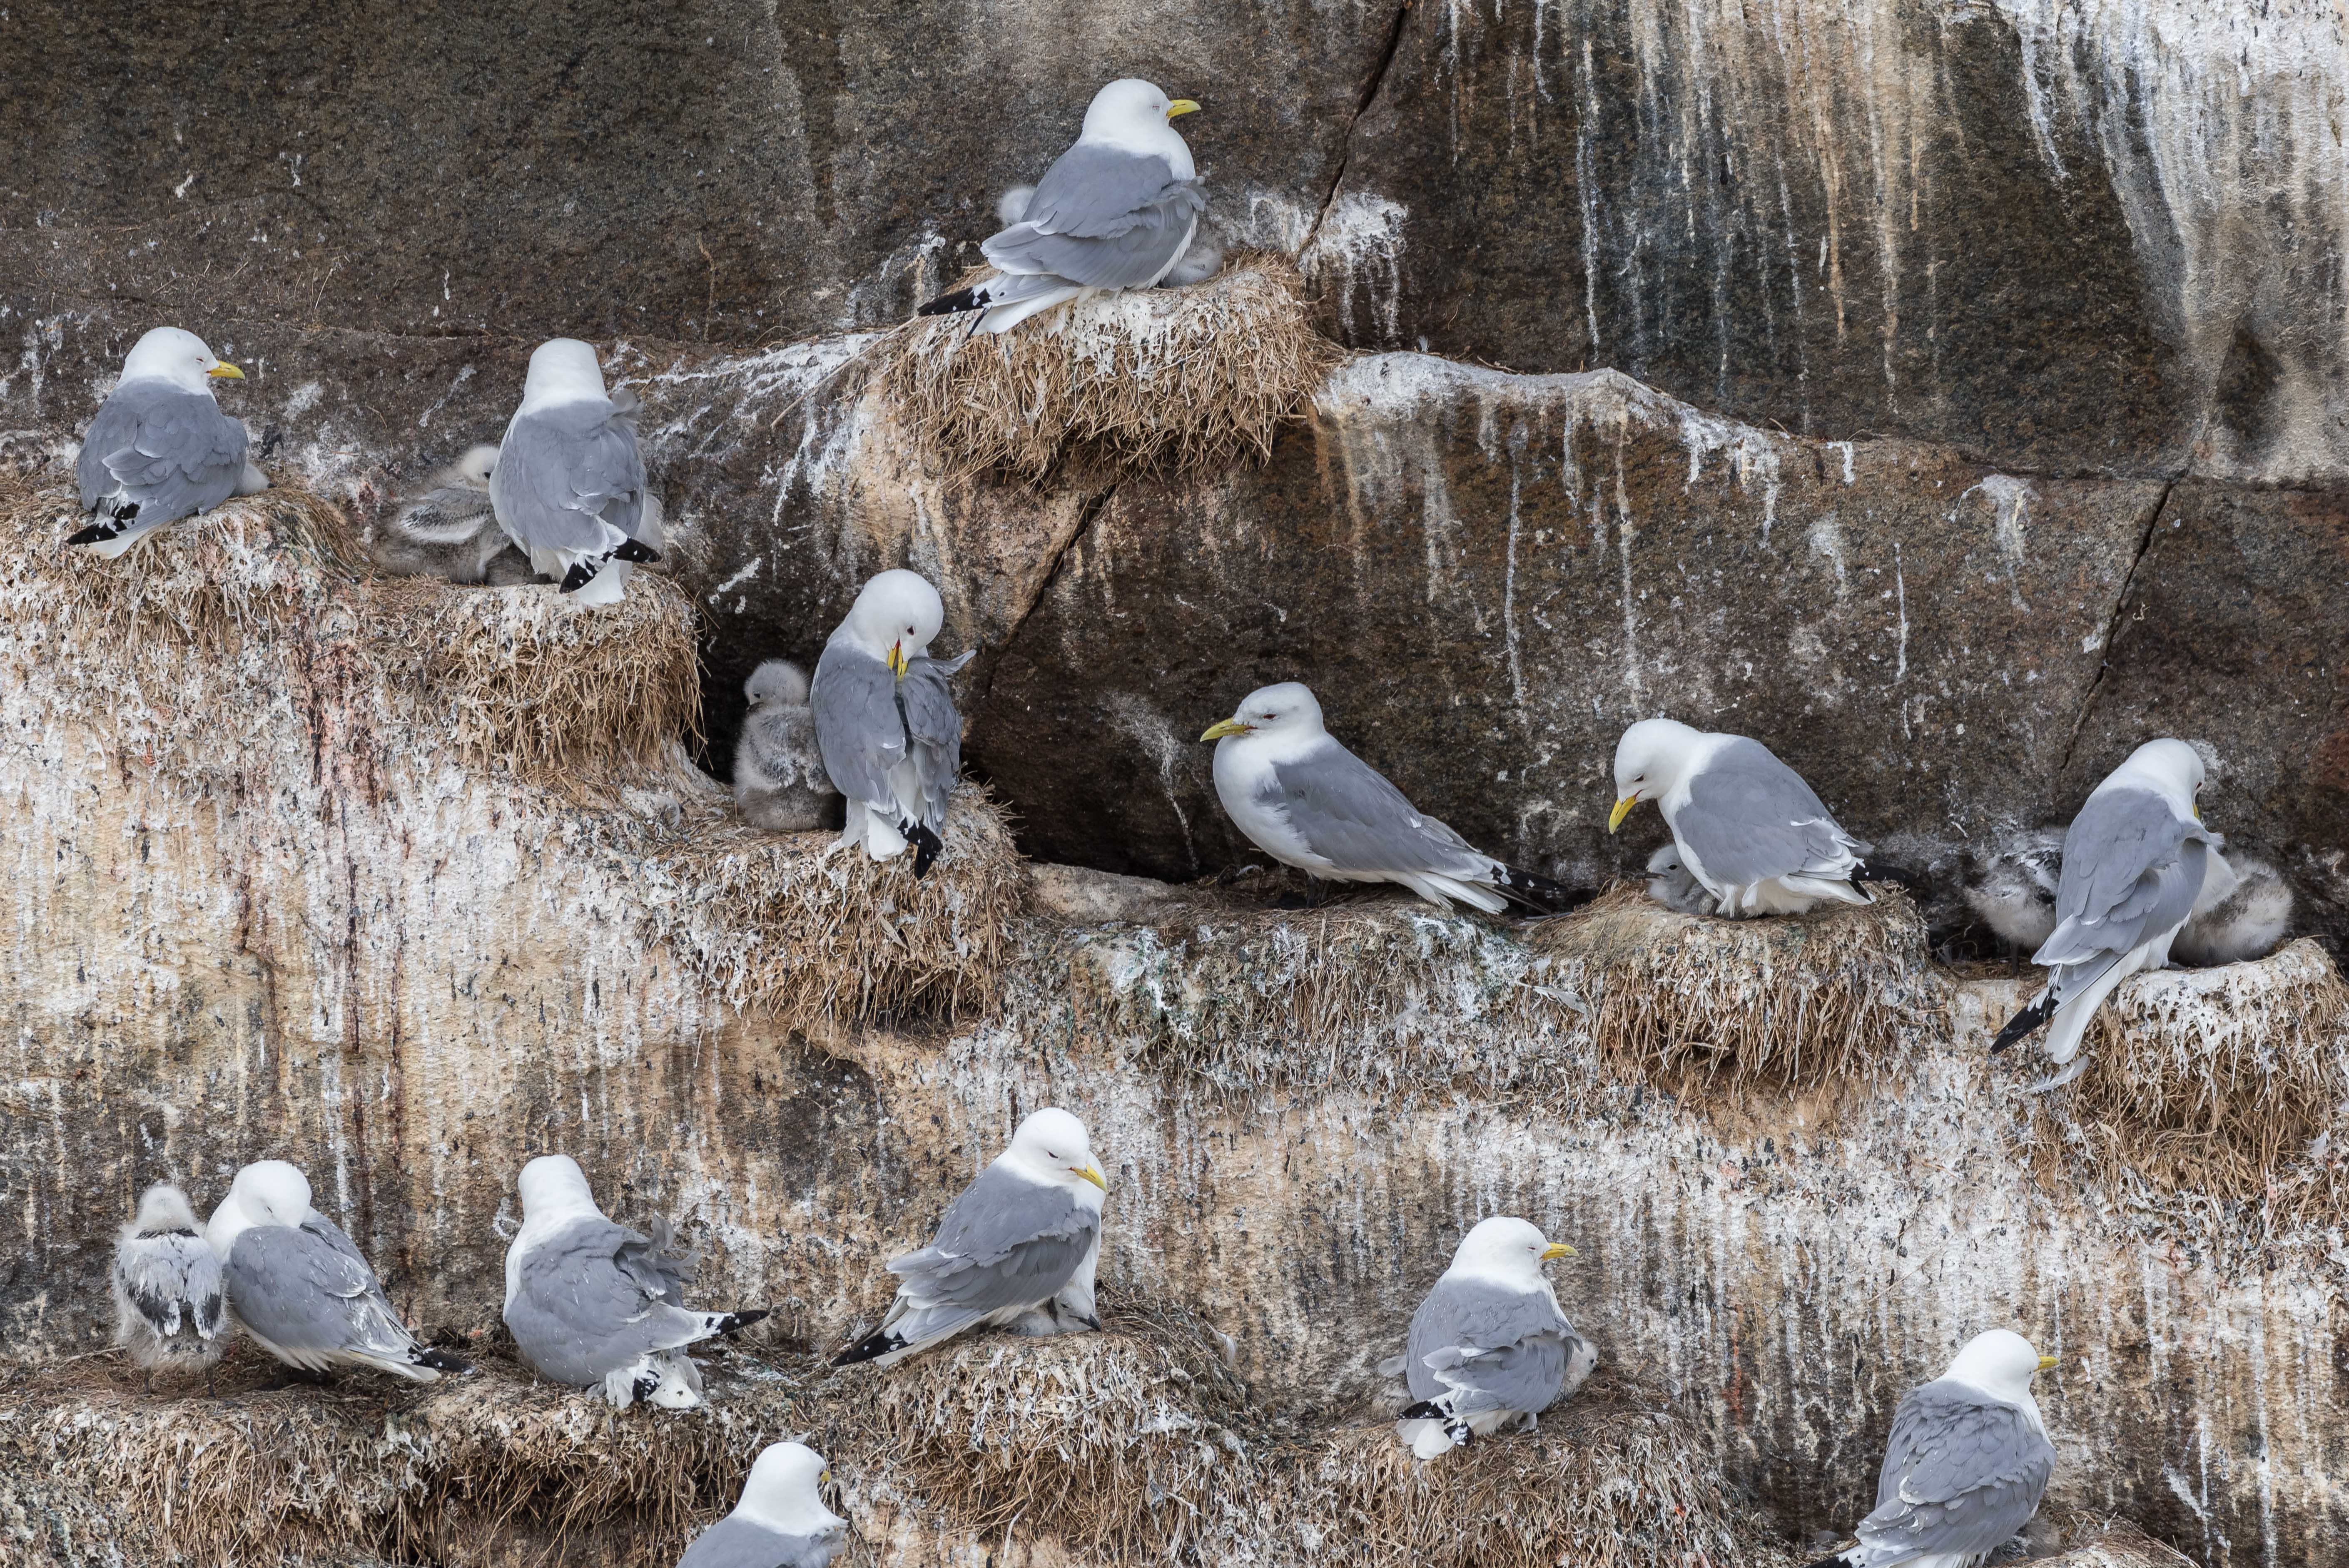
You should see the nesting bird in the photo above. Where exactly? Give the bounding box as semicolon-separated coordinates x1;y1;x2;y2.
811;569;971;874
205;1160;470;1382
1390;1217;1594;1460
2174;847;2294;966
1609;719;1873;916
1643;843;1714;915
1805;1330;2056;1568
112;1183;228;1391
1991;740;2214;1088
504;1154;769;1410
993;182;1224;285
70;327;265;556
832;1108;1106;1369
734;659;838;832
677;1441;849;1568
1201;682;1574;914
376;444;535;584
919;79;1206;334
1961;828;2065;960
490;338;661;604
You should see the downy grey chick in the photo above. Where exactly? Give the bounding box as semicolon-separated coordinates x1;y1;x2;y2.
1644;843;1715;915
2173;848;2294;966
734;659;838;831
1963;828;2064;964
378;444;535;584
113;1183;229;1391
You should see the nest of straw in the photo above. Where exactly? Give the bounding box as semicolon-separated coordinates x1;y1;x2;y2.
1530;886;1943;1094
1062;897;1591;1098
879;255;1340;483
365;571;704;786
625;787;1026;1031
2042;938;2349;1220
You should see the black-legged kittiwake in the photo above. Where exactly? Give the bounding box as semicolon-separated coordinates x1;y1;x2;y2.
1609;718;1873;916
918;80;1205;333
1388;1217;1594;1459
490;338;662;605
376;444;536;584
204;1160;470;1382
1805;1329;2057;1568
70;327;265;557
1991;739;2214;1088
2173;846;2294;966
1643;842;1714;915
1201;682;1575;914
677;1441;849;1568
734;659;837;832
505;1154;769;1410
831;1108;1106;1369
1962;828;2065;961
112;1182;227;1391
811;569;971;875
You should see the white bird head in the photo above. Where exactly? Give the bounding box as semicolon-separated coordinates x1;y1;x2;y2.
1645;844;1685;876
1945;1328;2056;1401
733;1441;845;1536
1450;1216;1577;1282
1081;79;1201;145
516;1154;603;1222
2104;737;2207;820
839;569;944;678
228;1160;315;1227
1199;681;1325;744
128;1182;202;1236
744;658;812;709
122;327;243;393
1002;1107;1108;1194
518;337;610;413
449;444;500;489
1609;717;1705;832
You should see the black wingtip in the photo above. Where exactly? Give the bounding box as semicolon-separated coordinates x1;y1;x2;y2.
907;821;944;878
416;1346;474;1375
917;287;983;317
829;1330;903;1368
610;538;662;564
715;1309;770;1336
1494;863;1587;916
66;520;125;547
1398;1399;1445;1421
558;561;597;594
1990;994;2058;1054
1803;1555;1859;1568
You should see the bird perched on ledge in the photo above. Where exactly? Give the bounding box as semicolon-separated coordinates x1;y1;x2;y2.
112;1182;228;1392
1203;682;1575;914
1390;1217;1593;1459
734;658;838;832
490;338;662;604
678;1442;849;1568
71;327;266;556
918;79;1206;334
811;570;971;874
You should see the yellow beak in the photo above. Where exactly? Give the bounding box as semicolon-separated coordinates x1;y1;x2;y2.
2037;1354;2059;1371
1542;1242;1577;1260
887;643;908;680
1074;1164;1108;1191
207;362;246;379
1200;717;1250;742
1607;795;1639;833
820;1468;832;1485
1167;99;1201;118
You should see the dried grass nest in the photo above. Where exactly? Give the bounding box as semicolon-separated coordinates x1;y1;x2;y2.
879;254;1341;483
2026;937;2349;1224
1529;884;1945;1094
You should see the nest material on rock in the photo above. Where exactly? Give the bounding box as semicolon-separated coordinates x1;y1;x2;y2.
879;255;1340;483
628;787;1026;1030
1530;885;1943;1093
2046;938;2349;1220
1061;896;1592;1098
366;569;705;786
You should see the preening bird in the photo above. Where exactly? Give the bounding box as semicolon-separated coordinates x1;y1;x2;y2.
504;1154;769;1410
919;80;1206;334
1805;1330;2057;1568
112;1182;228;1391
1201;682;1575;914
676;1442;849;1568
376;444;537;584
1961;828;2065;960
2173;847;2294;967
205;1160;470;1382
490;338;661;604
1389;1217;1594;1460
1609;718;1873;916
734;659;837;832
70;327;265;556
832;1108;1106;1370
1643;842;1714;915
810;570;971;874
1990;740;2214;1088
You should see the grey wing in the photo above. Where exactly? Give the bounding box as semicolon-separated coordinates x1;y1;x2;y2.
898;654;966;828
1267;742;1491;877
981;144;1205;289
888;1166;1096;1314
810;644;907;806
116;1234;226;1338
394;484;499;545
2040;790;2207;970
77;384;248;521
508;1216;704;1385
1858;1383;2055;1560
226;1222;416;1356
1676;739;1870;885
678;1517;846;1568
1405;1277;1574;1414
491;402;648;553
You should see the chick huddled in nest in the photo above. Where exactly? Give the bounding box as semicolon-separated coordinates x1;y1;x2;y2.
733;658;838;832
